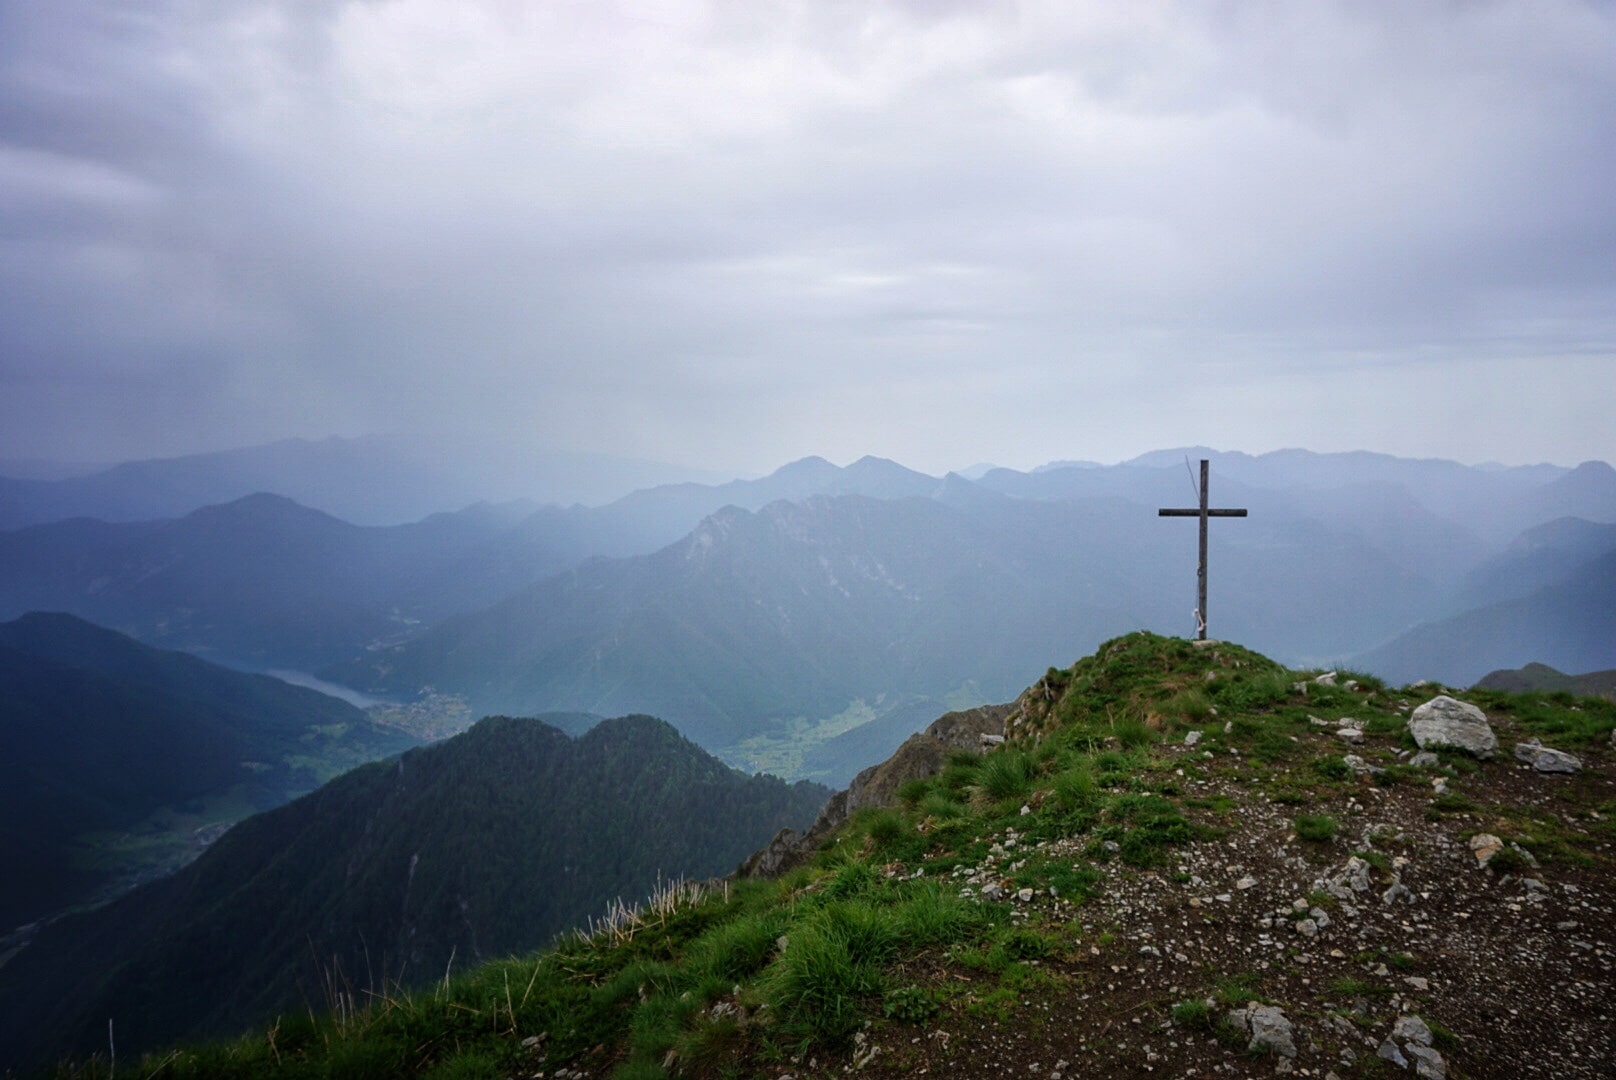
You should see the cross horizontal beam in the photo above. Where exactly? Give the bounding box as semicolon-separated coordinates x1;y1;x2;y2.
1157;508;1248;517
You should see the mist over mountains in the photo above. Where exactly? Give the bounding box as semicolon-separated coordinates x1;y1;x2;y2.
0;435;728;529
5;444;1615;782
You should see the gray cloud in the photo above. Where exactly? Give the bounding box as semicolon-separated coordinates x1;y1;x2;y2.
2;0;1613;475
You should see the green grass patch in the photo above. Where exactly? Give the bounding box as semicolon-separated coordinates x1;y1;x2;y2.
1171;998;1214;1029
883;985;939;1023
1212;972;1262;1008
971;747;1036;806
1295;814;1339;843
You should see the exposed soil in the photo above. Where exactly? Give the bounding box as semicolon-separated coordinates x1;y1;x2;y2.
742;710;1615;1080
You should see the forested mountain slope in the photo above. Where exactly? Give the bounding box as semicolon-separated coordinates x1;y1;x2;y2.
0;714;828;1070
0;613;414;929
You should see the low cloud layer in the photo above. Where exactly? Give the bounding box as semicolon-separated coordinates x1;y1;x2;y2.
3;0;1613;474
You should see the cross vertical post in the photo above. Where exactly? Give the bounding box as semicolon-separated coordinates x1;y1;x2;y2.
1158;458;1248;640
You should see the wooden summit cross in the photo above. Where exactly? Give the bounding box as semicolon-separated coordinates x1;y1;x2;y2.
1158;459;1247;641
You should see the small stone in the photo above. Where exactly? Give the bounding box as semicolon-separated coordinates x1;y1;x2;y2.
982;882;1007;902
1237;875;1258;890
1315;672;1339;686
1230;1003;1297;1058
1469;833;1504;868
1513;739;1582;773
1185;730;1202;747
1393;1016;1432;1046
1381;881;1413;906
1410;751;1440;767
1404;976;1430;991
1336;728;1365;744
1017;887;1035;902
1376;1037;1408;1068
1408;1044;1447;1080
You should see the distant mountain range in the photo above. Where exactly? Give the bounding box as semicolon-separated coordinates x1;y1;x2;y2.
0;434;727;528
329;486;1460;752
0;713;829;1070
1349;548;1616;687
0;613;416;930
1475;662;1616;698
0;494;578;669
4;446;1615;772
0;456;975;671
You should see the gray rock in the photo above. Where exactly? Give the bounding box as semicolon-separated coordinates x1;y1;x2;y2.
981;882;1006;902
1408;696;1496;758
1382;879;1414;906
1184;730;1202;746
1513;739;1582;773
1408;1044;1447;1080
1392;1014;1433;1046
737;827;804;879
1228;1003;1297;1058
1410;751;1440;768
1322;855;1372;898
1336;728;1365;744
1377;1037;1408;1068
1315;672;1338;686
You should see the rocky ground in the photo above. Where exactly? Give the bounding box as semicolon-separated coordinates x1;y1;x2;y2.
728;687;1616;1080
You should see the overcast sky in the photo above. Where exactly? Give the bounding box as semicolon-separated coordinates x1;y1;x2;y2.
2;0;1613;476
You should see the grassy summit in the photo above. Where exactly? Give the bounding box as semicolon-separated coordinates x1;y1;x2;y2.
43;633;1616;1080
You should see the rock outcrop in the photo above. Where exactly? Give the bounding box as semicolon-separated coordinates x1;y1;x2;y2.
737;703;1012;877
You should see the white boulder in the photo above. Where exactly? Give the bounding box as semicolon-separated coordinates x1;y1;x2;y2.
1408;696;1496;759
